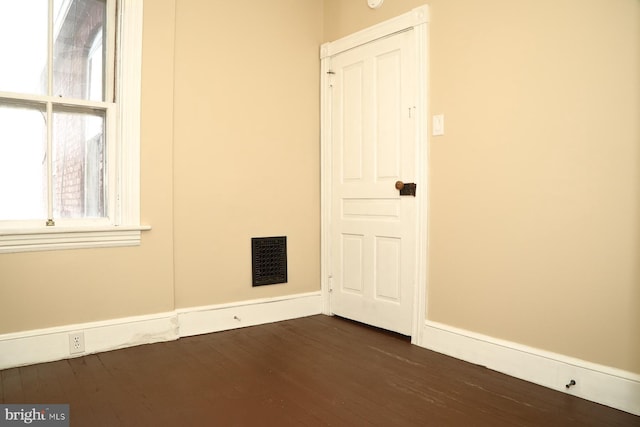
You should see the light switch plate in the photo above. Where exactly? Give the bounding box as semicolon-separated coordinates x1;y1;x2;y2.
433;114;444;136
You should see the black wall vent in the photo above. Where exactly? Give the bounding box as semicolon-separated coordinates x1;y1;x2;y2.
252;236;287;286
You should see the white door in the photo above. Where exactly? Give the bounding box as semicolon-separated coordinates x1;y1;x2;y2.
329;29;417;336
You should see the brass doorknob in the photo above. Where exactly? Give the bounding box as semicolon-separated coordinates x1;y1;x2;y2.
395;181;405;190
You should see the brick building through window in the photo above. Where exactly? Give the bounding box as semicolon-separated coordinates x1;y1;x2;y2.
50;0;106;219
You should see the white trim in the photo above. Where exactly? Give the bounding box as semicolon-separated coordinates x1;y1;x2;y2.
177;292;323;337
0;92;115;109
319;42;333;316
320;6;429;58
117;0;143;227
0;225;151;253
0;292;322;370
410;10;429;346
420;321;640;416
0;312;177;370
320;5;430;338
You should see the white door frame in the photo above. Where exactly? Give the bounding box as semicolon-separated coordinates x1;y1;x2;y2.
320;5;429;345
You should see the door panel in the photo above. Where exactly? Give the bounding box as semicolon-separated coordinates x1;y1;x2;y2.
375;236;401;301
342;62;364;181
375;49;402;179
342;234;364;293
330;30;416;335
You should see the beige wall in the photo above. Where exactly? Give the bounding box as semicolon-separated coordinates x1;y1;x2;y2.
172;0;323;307
325;0;640;374
429;0;639;374
323;0;425;40
1;0;638;377
0;0;323;331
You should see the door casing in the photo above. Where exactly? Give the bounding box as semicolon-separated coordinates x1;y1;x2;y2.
320;5;429;345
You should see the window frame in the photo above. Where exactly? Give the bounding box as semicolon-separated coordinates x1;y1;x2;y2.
0;0;149;254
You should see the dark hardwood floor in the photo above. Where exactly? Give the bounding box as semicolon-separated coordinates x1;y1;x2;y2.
1;315;638;426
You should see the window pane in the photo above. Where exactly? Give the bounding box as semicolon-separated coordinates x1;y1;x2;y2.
0;103;47;220
53;0;107;101
0;1;48;95
53;108;106;219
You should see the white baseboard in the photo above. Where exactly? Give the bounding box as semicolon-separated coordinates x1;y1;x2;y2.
0;292;322;370
420;320;640;416
0;313;178;370
177;291;323;337
7;296;634;416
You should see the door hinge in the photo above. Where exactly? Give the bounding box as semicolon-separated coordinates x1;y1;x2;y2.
327;70;335;88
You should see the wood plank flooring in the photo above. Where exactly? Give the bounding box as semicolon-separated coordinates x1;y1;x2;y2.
1;315;639;426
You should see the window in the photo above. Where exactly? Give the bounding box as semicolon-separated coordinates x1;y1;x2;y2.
0;0;147;253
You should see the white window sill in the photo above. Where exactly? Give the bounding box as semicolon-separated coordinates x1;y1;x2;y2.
0;225;152;254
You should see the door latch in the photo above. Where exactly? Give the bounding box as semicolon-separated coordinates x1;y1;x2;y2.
395;181;416;197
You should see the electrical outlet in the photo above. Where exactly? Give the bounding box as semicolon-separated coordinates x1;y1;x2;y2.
69;332;85;354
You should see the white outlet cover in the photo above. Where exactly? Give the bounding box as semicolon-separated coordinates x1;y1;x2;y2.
368;0;384;9
69;332;85;354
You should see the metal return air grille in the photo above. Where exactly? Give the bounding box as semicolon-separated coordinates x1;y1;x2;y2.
252;236;287;286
